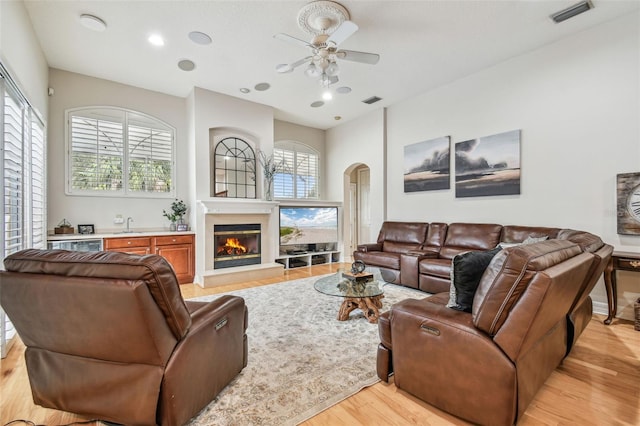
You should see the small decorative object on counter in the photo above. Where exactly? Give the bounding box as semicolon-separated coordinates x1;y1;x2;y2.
248;150;286;201
163;199;188;231
54;219;75;234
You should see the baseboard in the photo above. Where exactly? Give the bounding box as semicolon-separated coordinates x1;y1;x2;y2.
592;300;608;316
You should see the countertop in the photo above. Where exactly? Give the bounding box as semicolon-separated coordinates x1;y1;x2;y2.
47;230;195;241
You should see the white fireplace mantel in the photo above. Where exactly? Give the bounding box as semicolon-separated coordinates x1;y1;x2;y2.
197;199;279;215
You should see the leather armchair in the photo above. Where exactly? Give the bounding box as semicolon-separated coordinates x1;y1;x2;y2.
0;249;248;426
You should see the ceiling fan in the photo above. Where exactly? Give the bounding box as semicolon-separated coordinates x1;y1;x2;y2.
274;1;379;88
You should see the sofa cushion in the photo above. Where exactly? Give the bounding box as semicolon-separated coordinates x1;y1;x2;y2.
447;247;502;312
353;251;401;270
500;225;559;243
418;258;452;278
439;223;503;259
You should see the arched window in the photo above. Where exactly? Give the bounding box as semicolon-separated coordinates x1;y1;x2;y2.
66;107;175;197
274;142;319;199
213;137;256;198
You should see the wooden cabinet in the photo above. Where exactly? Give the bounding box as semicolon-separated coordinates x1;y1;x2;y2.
104;233;195;284
154;235;194;285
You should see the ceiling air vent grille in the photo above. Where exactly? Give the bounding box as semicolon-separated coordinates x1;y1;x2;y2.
550;0;593;23
362;96;382;105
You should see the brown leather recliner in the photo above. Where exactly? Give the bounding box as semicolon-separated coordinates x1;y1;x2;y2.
0;249;248;426
377;240;597;426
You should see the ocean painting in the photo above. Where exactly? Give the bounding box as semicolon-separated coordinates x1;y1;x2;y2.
404;136;451;192
455;130;521;198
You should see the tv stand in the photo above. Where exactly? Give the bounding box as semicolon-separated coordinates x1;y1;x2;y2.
275;250;341;269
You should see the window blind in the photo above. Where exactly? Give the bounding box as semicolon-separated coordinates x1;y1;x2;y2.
274;146;319;199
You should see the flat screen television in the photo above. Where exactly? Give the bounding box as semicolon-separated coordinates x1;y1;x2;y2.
279;206;338;250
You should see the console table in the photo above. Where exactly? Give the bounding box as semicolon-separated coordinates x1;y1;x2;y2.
603;251;640;325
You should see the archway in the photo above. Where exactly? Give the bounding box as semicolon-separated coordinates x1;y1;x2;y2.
342;163;371;262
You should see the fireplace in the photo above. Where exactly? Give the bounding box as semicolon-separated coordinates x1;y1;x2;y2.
214;224;261;269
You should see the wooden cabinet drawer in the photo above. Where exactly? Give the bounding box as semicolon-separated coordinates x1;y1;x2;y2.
104;237;152;249
616;257;640;271
154;234;193;246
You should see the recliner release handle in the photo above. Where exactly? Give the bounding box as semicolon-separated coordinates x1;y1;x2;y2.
420;324;440;336
215;317;228;330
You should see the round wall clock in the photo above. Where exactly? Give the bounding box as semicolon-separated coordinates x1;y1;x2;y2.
616;172;640;235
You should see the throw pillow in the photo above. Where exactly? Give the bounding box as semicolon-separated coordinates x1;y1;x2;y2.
447;247;502;312
523;235;549;244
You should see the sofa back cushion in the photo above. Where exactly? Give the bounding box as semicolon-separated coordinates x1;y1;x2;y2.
439;223;503;259
425;222;448;249
3;249;191;340
472;240;582;337
379;221;429;254
500;225;560;243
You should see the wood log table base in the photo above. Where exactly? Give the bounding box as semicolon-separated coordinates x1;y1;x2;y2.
337;295;384;323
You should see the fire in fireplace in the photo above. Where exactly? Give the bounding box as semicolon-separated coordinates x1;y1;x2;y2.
214;224;261;269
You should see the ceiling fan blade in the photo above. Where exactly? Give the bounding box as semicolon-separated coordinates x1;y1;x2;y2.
290;56;313;69
326;21;358;46
274;33;311;48
275;56;312;74
336;49;380;65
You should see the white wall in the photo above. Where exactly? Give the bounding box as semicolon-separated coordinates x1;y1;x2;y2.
0;0;48;117
47;69;189;233
326;108;386;243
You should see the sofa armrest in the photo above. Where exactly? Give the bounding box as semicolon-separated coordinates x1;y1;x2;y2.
356;243;382;252
161;295;247;425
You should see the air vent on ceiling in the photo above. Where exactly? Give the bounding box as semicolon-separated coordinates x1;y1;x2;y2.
550;0;593;23
362;96;382;105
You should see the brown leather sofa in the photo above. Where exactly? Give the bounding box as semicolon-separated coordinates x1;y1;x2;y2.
0;249;248;426
366;222;612;425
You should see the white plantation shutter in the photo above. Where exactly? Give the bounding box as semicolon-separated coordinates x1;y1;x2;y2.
274;144;319;199
0;65;47;358
67;107;175;196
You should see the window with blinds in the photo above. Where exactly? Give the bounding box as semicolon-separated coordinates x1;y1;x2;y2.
273;144;319;199
1;66;47;358
67;107;175;196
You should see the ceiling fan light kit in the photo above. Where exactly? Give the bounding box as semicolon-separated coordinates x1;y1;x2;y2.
274;0;379;102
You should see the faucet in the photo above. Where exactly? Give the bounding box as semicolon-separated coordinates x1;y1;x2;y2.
126;217;134;233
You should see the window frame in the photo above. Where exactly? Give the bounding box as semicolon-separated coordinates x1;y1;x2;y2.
64;106;177;198
273;141;320;200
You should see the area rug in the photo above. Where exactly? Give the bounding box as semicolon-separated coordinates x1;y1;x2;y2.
186;274;427;426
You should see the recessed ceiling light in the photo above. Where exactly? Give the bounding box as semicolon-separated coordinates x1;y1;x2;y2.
336;86;351;94
254;83;270;91
178;59;196;71
188;31;212;45
79;14;107;32
310;101;324;108
148;34;165;46
239;88;250;94
334;116;342;120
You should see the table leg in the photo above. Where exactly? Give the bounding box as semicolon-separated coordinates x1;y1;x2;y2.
337;295;384;323
603;257;617;325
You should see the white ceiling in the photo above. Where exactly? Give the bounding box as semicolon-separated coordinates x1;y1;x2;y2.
23;0;640;130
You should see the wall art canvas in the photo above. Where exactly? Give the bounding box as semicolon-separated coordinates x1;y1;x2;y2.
455;129;521;198
404;136;450;192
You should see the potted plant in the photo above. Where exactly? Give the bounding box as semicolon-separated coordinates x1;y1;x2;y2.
163;199;188;231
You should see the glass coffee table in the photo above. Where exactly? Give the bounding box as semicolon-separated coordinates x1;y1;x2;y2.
314;268;385;323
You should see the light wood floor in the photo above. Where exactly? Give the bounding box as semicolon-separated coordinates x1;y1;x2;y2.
1;263;638;426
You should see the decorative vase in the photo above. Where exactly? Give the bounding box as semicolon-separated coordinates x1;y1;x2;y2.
170;222;177;232
264;177;273;201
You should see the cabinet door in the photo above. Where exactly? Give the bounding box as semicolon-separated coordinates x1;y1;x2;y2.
155;244;194;284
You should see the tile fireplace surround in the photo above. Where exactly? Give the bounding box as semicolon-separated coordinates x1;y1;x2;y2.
195;199;283;287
